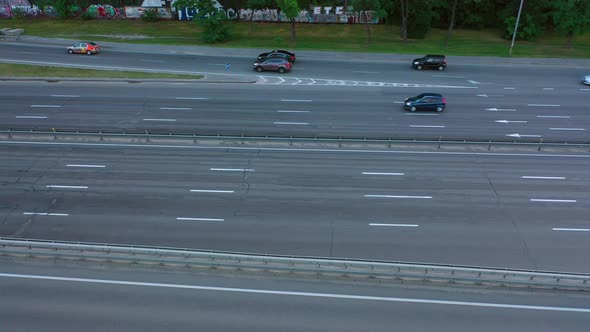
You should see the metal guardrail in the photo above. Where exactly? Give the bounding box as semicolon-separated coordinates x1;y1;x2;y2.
1;128;590;152
1;238;589;291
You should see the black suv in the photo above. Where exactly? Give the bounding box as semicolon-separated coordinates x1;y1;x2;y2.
412;54;446;71
404;93;446;112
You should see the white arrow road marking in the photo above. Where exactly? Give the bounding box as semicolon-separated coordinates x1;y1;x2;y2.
486;108;516;112
495;120;527;123
506;133;542;138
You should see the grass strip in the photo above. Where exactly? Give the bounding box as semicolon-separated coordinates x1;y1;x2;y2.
0;63;203;79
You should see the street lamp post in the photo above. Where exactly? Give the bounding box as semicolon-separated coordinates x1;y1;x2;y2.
509;0;525;56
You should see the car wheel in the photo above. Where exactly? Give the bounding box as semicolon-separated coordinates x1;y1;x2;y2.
410;106;417;112
68;49;73;54
86;50;92;55
438;65;445;71
416;65;423;70
278;67;286;74
255;66;263;72
436;106;443;112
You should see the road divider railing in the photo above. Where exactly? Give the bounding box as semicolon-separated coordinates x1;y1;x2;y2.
1;238;589;291
1;128;590;152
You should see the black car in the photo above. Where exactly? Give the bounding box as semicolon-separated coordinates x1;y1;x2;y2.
412;54;446;71
404;93;446;112
257;50;296;63
253;58;292;73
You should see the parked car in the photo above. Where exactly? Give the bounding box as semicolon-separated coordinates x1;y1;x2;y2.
404;93;446;112
583;75;590;85
412;54;446;71
67;42;100;55
257;50;296;63
253;58;292;73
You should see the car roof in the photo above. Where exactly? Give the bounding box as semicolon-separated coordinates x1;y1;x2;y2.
416;93;443;98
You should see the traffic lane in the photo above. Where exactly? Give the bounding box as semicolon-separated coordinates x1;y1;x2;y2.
2;145;590;270
2;260;589;332
1;83;588;141
0;42;586;89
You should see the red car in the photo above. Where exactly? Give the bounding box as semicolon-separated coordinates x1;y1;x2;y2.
67;42;100;55
253;58;292;73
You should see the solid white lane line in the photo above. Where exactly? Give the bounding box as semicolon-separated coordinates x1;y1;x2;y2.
503;87;515;90
175;97;208;100
2;273;589;313
409;125;445;128
528;104;560;107
51;94;80;98
353;71;380;74
364;195;432;199
521;176;565;180
15;116;47;119
160;107;192;110
176;217;224;221
542;88;554;90
276;110;310;113
30;105;61;108
580;88;590;91
549;128;585;131
274;122;309;125
530;199;577;203
143;118;177;122
190;189;235;193
537;116;571;119
210;168;254;172
23;212;69;216
553;228;590;232
18;51;40;55
362;172;405;176
369;223;419;227
280;99;312;102
405;113;438;116
139;59;165;63
46;185;88;189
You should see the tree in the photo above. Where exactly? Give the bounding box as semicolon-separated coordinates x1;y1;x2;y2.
400;0;409;42
551;0;590;48
277;0;300;44
350;0;386;45
174;0;231;43
444;0;459;49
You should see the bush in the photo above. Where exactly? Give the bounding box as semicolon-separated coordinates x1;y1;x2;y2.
504;14;542;41
80;10;94;20
141;8;159;22
10;7;27;19
198;14;231;43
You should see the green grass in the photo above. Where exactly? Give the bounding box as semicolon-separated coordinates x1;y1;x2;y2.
0;63;204;79
5;18;590;58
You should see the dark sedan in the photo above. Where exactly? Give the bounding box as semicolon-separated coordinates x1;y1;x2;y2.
257;50;296;63
404;93;446;112
253;58;292;73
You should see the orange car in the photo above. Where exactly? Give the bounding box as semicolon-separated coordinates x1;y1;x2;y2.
67;42;100;55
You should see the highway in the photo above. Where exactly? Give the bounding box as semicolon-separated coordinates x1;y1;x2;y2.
1;259;589;331
2;140;590;272
1;81;590;141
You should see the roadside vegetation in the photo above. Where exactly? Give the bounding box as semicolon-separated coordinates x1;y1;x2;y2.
0;64;204;79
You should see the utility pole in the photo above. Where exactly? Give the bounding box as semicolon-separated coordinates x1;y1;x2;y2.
509;0;524;56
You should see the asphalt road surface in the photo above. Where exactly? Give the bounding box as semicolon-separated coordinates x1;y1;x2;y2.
2;140;590;272
1;81;589;141
1;259;589;332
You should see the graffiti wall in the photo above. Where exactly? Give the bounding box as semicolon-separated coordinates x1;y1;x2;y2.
0;3;378;23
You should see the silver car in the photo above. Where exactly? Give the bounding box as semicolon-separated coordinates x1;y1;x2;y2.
583;75;590;85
